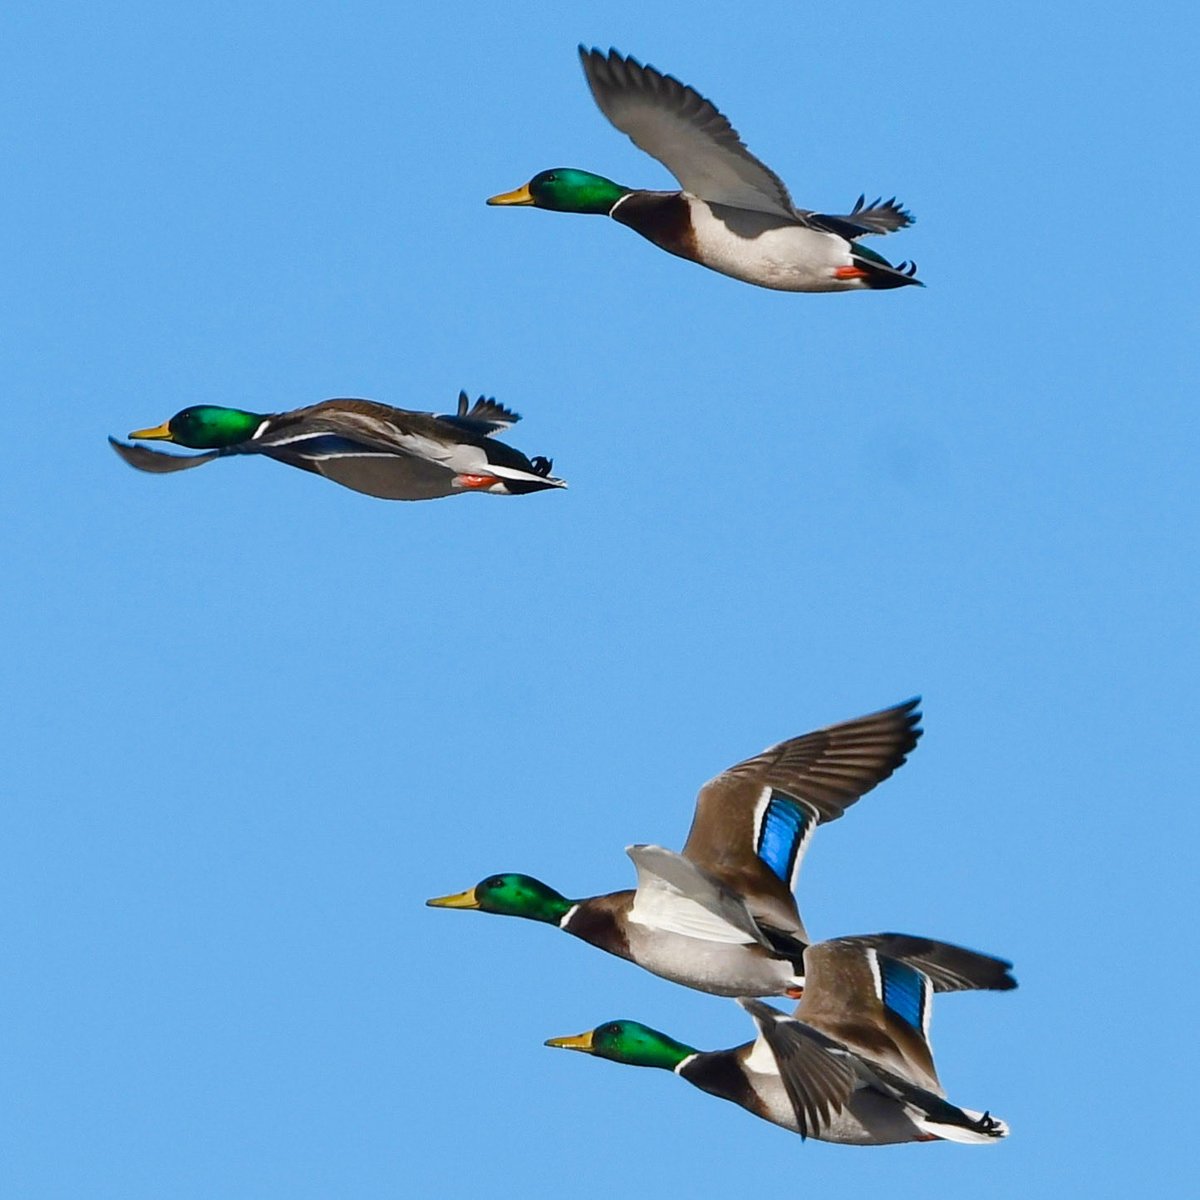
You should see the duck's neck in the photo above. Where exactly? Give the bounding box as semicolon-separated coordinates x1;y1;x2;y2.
635;1032;697;1072
533;894;575;925
547;171;631;215
600;1024;699;1072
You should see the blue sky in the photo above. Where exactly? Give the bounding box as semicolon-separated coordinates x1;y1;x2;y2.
2;1;1196;1195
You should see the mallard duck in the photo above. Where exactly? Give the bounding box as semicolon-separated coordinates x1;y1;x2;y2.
427;700;1014;997
487;48;921;292
109;393;566;500
546;941;1008;1146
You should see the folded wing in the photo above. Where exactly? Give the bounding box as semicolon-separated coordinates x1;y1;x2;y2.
737;998;858;1139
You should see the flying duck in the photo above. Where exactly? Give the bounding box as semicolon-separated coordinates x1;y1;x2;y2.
487;48;921;292
109;393;565;500
427;699;1014;997
547;941;1009;1146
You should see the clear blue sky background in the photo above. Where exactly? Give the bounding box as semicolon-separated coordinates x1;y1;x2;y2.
2;2;1196;1196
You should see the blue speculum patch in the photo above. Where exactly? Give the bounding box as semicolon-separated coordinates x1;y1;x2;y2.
757;791;810;884
881;958;926;1030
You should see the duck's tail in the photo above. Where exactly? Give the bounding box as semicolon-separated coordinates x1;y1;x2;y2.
491;456;567;495
850;241;924;289
916;1105;1009;1144
860;1061;1009;1144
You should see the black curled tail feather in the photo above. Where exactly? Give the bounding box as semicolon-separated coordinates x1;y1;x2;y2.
498;457;565;495
850;252;924;290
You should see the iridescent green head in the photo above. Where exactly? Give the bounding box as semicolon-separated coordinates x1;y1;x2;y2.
426;873;572;925
129;406;264;450
487;169;630;215
545;1020;697;1071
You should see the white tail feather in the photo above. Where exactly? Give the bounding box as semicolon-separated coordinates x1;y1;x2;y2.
917;1106;1009;1144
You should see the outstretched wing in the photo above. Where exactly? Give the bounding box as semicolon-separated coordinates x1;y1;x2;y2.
109;437;220;474
836;932;1017;993
681;699;922;936
579;47;797;220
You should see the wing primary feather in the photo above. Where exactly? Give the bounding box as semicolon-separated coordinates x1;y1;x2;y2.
837;932;1017;993
738;999;856;1139
578;46;798;219
109;438;222;474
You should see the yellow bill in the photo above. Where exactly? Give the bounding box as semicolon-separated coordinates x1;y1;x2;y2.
544;1031;595;1053
486;182;535;206
425;888;481;910
128;421;174;441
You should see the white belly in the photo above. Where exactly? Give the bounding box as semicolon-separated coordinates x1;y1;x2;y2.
686;197;859;292
623;924;800;996
745;1071;928;1145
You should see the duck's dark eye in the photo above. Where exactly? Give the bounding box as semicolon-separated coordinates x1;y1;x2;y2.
544;173;557;182
486;876;505;890
602;1023;621;1037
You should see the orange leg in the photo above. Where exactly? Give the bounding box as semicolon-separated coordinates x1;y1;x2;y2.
834;266;869;280
454;474;502;490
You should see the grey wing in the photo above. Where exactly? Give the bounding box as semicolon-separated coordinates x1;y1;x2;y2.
738;999;858;1140
579;47;797;219
625;845;769;946
109;437;220;474
304;451;458;500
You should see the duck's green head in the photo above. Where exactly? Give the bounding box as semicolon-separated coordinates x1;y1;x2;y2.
129;406;264;450
487;169;629;215
426;873;572;925
545;1020;696;1071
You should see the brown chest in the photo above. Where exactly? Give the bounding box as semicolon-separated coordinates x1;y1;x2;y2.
681;1051;763;1117
562;892;634;961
